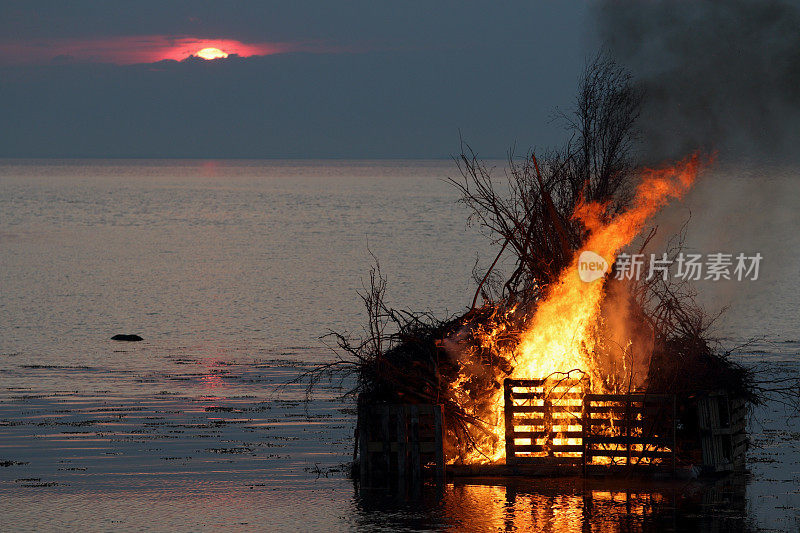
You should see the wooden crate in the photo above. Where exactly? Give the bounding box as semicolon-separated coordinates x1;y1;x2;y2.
697;392;748;472
504;378;587;466
504;379;677;475
583;393;676;474
357;403;444;486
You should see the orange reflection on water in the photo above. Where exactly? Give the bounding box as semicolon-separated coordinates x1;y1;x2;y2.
432;478;728;532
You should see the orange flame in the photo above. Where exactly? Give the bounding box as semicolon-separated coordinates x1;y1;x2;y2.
462;153;706;463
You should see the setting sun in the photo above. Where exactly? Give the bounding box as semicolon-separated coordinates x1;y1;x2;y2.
195;47;228;60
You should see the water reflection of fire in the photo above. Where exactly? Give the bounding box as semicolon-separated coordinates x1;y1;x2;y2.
432;478;744;532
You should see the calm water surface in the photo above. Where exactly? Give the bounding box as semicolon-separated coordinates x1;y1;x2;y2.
0;160;798;531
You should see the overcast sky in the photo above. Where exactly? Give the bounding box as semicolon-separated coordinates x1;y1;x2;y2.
0;2;595;158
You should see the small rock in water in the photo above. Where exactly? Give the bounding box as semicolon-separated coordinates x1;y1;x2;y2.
111;334;143;342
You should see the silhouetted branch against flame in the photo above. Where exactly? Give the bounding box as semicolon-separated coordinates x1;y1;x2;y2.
531;154;573;263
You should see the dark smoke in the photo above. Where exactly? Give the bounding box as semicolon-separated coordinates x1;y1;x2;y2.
598;0;800;162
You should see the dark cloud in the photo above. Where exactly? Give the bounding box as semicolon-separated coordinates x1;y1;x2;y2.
0;2;581;49
0;2;593;158
1;50;584;158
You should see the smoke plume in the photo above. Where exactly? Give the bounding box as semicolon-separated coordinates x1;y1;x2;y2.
598;0;800;162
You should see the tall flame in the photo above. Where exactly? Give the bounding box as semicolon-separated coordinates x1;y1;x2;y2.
515;153;702;381
464;153;705;463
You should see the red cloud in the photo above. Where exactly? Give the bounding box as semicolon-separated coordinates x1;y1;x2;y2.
0;36;348;65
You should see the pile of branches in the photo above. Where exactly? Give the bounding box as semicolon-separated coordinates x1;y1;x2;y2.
452;53;641;309
300;53;780;462
448;55;761;407
296;262;513;461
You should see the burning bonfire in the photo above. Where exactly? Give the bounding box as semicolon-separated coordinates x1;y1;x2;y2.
446;152;710;465
304;55;758;471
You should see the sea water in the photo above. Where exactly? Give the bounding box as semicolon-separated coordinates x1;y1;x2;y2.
1;159;798;531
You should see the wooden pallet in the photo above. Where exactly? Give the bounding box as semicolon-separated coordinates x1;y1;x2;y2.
583;393;676;475
697;392;748;472
504;379;677;475
357;403;444;486
504;378;587;466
